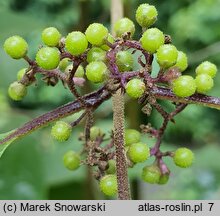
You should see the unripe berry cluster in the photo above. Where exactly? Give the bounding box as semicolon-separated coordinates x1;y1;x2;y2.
3;1;218;199
172;60;216;97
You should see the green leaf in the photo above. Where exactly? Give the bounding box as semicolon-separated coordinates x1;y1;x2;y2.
0;134;47;199
0;130;16;158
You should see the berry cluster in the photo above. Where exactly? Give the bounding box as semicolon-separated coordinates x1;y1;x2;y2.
172;60;216;97
2;2;218;199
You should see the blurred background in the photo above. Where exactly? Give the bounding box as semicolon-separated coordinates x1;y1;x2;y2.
1;0;220;200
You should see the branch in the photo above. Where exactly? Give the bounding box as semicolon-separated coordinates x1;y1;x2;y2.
1;85;220;147
70;111;87;127
0;87;110;145
151;86;220;109
150;103;187;156
149;85;220;157
37;68;67;82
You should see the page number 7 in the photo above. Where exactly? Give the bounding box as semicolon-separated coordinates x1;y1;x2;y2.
208;203;214;211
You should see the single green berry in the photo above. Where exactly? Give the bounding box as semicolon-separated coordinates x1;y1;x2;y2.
195;61;217;78
75;65;85;78
8;81;27;101
86;61;108;83
158;174;169;185
106;160;116;174
195;74;214;94
128;142;150;163
59;58;69;71
65;64;84;78
116;50;134;72
17;68;27;81
65;31;88;56
135;3;158;28
85;23;108;46
51;121;72;142
36;47;60;70
63;150;80;171
4;35;28;59
87;47;106;63
125;78;146;99
100;34;115;51
99;175;117;196
41;27;61;47
90;126;103;141
174;51;188;72
125;129;141;146
142;165;161;184
113;18;135;38
172;75;196;97
140;28;164;54
173;147;194;168
156;44;178;68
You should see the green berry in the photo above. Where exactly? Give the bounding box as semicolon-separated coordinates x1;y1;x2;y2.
195;74;214;94
125;79;146;99
172;75;196;97
90;126;103;141
100;34;114;51
87;47;106;63
51;121;72;142
195;61;217;78
142;165;161;184
86;61;108;83
99;175;117;196
156;44;178;68
8;81;27;101
174;51;188;72
128;142;150;163
65;31;88;56
135;3;158;28
114;18;135;38
36;47;60;70
85;23;108;46
63;150;80;171
116;51;134;72
75;65;85;78
173;147;194;168
65;64;84;78
106;160;116;174
59;58;69;71
140;28;164;54
158;174;169;185
4;35;28;59
125;129;141;146
17;68;27;81
41;27;61;47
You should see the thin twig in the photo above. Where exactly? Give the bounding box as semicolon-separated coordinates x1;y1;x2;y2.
151;103;187;156
37;68;67;82
70;111;87;127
